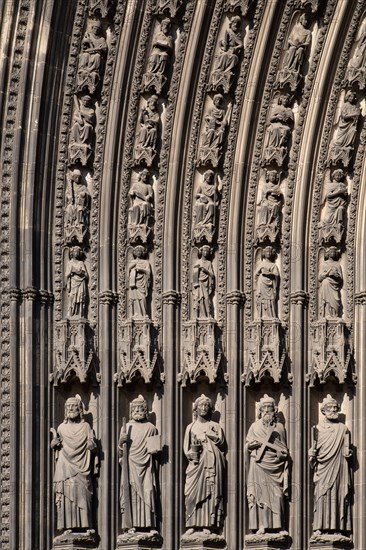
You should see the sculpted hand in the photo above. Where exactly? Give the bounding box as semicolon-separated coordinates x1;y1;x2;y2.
86;439;97;452
247;440;261;451
277;449;288;461
119;433;128;444
51;437;61;450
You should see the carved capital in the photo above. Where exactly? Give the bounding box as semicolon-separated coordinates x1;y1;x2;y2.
226;290;245;306
162;290;181;306
9;287;22;302
99;290;119;305
354;291;366;305
21;286;39;301
290;290;309;306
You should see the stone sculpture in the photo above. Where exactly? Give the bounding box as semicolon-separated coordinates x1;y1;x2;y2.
256;170;282;244
327;91;360;168
156;0;183;17
209;16;243;94
89;0;112;18
262;94;294;167
128;169;154;242
277;13;312;91
118;396;160;534
318;246;343;318
69;95;96;166
183;395;225;534
192;245;215;318
255;246;280;319
134;96;160;167
143;18;174;94
246;395;289;535
193;170;219;244
345;27;366;89
77;19;107;94
65;246;89;318
318;169;348;245
128;246;151;318
309;395;352;537
51;395;97;533
198;94;231;167
65;169;91;244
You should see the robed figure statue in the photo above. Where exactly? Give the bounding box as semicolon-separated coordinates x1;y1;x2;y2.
183;395;226;535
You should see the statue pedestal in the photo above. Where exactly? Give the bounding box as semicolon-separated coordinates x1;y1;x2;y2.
244;533;291;550
52;530;96;550
116;532;162;550
180;532;226;550
308;533;353;550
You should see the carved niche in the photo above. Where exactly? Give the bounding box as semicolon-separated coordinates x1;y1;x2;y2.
262;94;294;168
68;94;96;167
89;0;114;18
208;16;243;94
155;0;183;18
76;19;107;95
276;13;312;92
327;90;360;168
64;169;92;245
134;95;161;167
255;170;283;245
142;18;174;95
50;318;98;387
224;0;253;15
197;95;231;168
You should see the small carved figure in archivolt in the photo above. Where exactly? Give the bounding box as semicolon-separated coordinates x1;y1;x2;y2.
65;246;89;318
128;246;151;318
77;19;107;94
118;396;161;535
309;395;352;539
128;169;154;243
256;170;283;244
345;26;366;89
246;395;289;536
193;245;215;319
198;94;231;168
318;246;343;319
318;169;348;245
193;170;220;244
255;246;280;319
183;395;226;535
262;94;294;168
65;169;91;244
277;13;312;91
69;95;96;167
327;90;360;168
51;396;97;535
143;18;174;94
134;96;160;167
209;16;243;94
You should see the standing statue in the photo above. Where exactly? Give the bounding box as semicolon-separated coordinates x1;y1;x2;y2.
246;395;289;535
318;169;348;245
65;169;91;243
118;396;160;534
128;246;151;318
318;246;343;318
256;170;283;244
210;16;243;93
309;395;352;537
198;94;231;167
262;95;294;167
193;170;219;243
134;96;160;167
128;169;154;242
51;396;97;534
65;246;89;318
345;27;366;89
183;395;226;535
277;13;312;91
143;18;174;94
327;90;360;168
77;19;107;94
192;245;215;318
69;95;96;166
255;246;280;319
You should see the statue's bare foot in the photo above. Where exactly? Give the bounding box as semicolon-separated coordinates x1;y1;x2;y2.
185;528;195;536
128;528;136;534
150;530;158;535
256;527;265;535
313;530;321;537
202;529;211;535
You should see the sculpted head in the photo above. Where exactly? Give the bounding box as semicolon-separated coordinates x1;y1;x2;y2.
320;395;340;422
91;19;102;35
213;94;224;107
299;13;311;29
130;395;148;422
64;395;83;422
345;90;357;104
71;168;82;184
279;93;291;107
266;170;279;185
263;245;276;261
193;394;214;420
133;245;146;259
148;95;158;110
200;245;212;259
258;395;277;426
203;170;215;184
71;245;83;260
161;18;171;34
139;169;150;184
324;246;339;261
230;16;241;32
332;169;345;183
